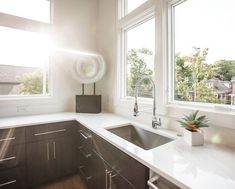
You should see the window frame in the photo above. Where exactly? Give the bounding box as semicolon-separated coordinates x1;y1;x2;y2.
117;0;156;105
0;0;53;100
167;0;235;112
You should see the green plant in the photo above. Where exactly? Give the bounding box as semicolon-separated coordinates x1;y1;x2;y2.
178;110;209;131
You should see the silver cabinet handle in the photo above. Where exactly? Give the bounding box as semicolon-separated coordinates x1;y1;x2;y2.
46;142;50;161
78;166;92;181
78;146;92;158
109;173;112;189
105;170;112;189
34;129;66;136
105;170;108;189
0;137;15;142
0;180;16;187
0;156;16;162
79;130;92;140
147;175;160;189
53;141;56;159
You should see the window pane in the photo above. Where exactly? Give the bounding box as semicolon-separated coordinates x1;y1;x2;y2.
125;18;155;98
126;0;148;14
0;26;50;96
0;0;50;23
174;0;235;105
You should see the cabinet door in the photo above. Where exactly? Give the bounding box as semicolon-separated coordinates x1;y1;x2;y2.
90;151;106;189
26;140;55;187
52;137;74;178
93;133;149;189
109;172;136;189
91;151;135;189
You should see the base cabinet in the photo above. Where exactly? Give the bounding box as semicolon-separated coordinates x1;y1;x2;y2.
91;151;136;189
76;125;149;189
27;137;73;187
26;140;55;187
0;167;26;189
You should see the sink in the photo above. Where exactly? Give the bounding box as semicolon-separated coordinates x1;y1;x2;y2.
106;125;173;150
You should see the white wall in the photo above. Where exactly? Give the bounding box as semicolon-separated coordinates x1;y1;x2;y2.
96;0;117;112
0;0;100;118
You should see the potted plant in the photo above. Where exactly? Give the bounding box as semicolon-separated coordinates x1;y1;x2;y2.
178;110;209;146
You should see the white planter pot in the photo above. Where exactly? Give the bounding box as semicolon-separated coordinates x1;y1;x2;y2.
183;128;204;146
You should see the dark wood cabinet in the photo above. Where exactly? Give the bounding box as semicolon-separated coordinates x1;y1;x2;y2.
74;124;149;189
26;121;76;187
91;150;136;189
92;133;149;189
0;167;26;189
0;120;150;189
0;127;26;189
53;137;74;177
26;140;54;186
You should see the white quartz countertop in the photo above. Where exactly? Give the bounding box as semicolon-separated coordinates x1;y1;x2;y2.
0;112;235;189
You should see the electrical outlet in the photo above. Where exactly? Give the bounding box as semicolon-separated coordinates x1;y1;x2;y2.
17;106;28;113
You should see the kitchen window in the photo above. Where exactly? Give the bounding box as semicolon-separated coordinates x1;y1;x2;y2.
0;0;51;23
123;0;148;15
170;0;235;106
0;0;52;98
119;0;155;100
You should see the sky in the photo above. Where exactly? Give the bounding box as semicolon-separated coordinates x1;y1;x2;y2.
175;0;235;63
0;0;50;68
127;0;235;64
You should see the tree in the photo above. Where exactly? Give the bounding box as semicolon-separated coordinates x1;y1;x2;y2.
127;48;153;97
17;70;45;95
175;47;218;103
212;60;235;81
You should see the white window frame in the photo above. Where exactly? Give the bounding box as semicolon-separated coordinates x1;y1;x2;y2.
167;0;235;113
117;0;157;109
0;0;53;100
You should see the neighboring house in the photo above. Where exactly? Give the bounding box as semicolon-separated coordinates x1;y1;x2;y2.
0;65;38;95
206;77;235;104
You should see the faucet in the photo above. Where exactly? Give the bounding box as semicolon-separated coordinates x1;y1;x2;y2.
133;75;161;129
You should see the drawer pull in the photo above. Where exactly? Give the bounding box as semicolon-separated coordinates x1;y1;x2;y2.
147;175;160;189
78;146;92;158
53;141;56;159
47;142;50;161
34;129;66;136
79;130;92;140
0;156;16;162
0;137;15;142
78;166;92;181
0;180;16;187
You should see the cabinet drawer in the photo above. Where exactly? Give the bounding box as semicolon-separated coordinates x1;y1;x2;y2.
0;128;25;147
76;124;93;153
0;144;25;171
0;167;26;189
26;121;74;142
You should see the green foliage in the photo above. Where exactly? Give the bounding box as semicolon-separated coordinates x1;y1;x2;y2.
127;48;153;97
178;110;209;131
212;60;235;81
17;70;45;95
175;47;220;103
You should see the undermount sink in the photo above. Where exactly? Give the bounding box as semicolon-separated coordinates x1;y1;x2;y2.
106;125;173;150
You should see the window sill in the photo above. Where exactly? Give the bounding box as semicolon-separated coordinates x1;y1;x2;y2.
0;94;52;101
167;102;235;116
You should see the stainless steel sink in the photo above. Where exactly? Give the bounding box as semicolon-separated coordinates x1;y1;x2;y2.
106;125;173;150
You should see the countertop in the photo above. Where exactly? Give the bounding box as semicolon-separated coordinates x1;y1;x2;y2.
0;112;235;189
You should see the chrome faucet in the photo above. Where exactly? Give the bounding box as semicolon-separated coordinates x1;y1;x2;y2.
133;75;161;129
